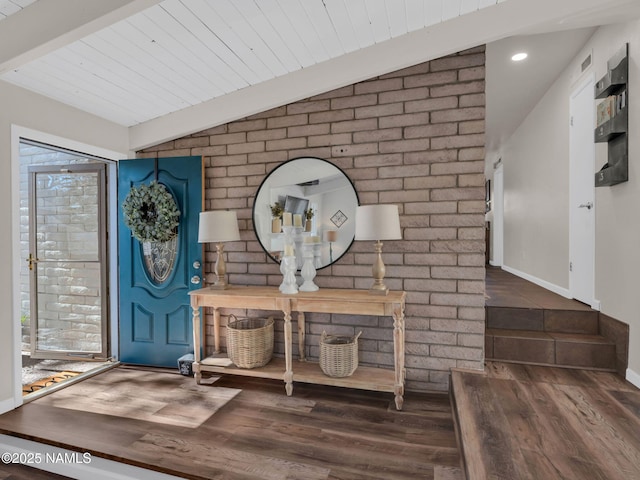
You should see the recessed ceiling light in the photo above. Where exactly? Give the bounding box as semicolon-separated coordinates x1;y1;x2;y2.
511;52;528;62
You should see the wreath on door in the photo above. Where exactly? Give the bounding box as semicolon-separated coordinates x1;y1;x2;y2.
122;181;180;243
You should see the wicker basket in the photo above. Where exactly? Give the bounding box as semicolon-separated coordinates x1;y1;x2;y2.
319;331;362;377
226;315;274;369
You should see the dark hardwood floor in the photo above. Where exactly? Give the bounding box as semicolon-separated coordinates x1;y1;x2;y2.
452;361;640;480
485;267;592;311
0;367;462;480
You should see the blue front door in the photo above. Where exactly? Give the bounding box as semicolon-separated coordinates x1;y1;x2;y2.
118;156;203;367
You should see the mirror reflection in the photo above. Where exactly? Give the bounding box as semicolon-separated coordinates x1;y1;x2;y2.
253;157;359;269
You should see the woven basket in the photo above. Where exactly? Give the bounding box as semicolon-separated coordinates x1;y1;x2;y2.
319;331;362;378
226;315;274;369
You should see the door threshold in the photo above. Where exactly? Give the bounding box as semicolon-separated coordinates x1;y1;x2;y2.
22;361;120;404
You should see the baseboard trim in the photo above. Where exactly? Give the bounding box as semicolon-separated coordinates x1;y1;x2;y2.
626;368;640;389
0;397;15;416
501;265;571;299
0;434;183;480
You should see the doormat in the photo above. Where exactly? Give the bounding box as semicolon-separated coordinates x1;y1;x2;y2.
22;371;80;395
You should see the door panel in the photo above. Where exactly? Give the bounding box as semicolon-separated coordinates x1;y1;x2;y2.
29;164;109;360
118;157;203;367
569;76;596;306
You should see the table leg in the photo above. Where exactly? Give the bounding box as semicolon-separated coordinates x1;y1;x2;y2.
297;311;306;361
279;299;294;396
392;301;405;410
191;299;202;385
213;307;220;354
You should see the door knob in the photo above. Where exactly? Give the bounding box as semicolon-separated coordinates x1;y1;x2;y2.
578;202;593;210
193;261;201;269
191;275;201;285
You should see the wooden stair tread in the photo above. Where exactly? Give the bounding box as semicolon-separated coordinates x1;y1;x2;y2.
486;328;552;339
487;329;614;345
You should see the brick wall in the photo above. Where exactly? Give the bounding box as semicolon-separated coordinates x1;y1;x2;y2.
139;46;486;392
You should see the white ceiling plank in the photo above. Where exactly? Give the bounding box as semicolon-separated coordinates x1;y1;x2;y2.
366;0;391;43
405;0;425;32
9;0;38;8
442;0;462;20
276;0;330;63
4;66;142;125
461;0;480;15
163;0;256;86
478;0;497;7
87;28;199;106
209;0;288;77
65;41;185;114
39;50;165;120
96;22;202;105
0;0;162;74
232;0;300;73
140;5;235;95
344;0;376;48
188;0;275;81
424;0;443;26
385;0;408;37
114;18;216;103
131;10;225;100
0;2;20;17
299;1;344;58
256;0;316;68
321;0;361;53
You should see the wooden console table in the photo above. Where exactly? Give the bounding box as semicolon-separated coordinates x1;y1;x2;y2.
188;286;407;410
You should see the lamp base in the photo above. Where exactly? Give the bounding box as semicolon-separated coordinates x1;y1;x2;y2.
368;285;389;296
210;282;230;290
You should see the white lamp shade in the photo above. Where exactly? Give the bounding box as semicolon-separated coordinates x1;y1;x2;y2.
198;210;240;243
355;204;401;241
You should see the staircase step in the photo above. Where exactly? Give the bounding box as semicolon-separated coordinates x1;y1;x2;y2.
487;329;554;364
486;306;599;334
551;332;617;370
486;329;616;371
486;307;543;331
543;309;599;334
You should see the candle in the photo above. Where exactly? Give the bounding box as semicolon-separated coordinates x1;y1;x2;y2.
284;244;294;256
283;212;292;226
293;214;302;227
303;236;314;243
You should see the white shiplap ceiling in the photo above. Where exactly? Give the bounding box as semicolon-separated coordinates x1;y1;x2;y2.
0;0;505;127
0;0;36;20
1;0;640;151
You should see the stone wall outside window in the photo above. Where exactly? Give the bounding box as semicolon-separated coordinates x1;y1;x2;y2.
20;144;102;354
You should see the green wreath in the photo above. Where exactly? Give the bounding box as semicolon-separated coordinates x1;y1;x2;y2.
122;181;180;243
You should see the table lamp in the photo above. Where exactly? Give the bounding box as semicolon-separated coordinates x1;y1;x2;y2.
326;230;337;263
198;210;240;289
355;204;401;295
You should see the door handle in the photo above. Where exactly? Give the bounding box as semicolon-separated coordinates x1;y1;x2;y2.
191;275;201;285
27;253;40;271
578;202;593;210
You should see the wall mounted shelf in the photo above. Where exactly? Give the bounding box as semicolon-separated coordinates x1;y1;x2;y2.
595;43;628;187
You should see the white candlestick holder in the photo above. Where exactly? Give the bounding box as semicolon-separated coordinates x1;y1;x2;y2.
279;255;299;294
299;244;319;292
292;226;304;269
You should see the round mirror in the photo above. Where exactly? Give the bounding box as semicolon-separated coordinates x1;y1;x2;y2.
253;157;359;269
